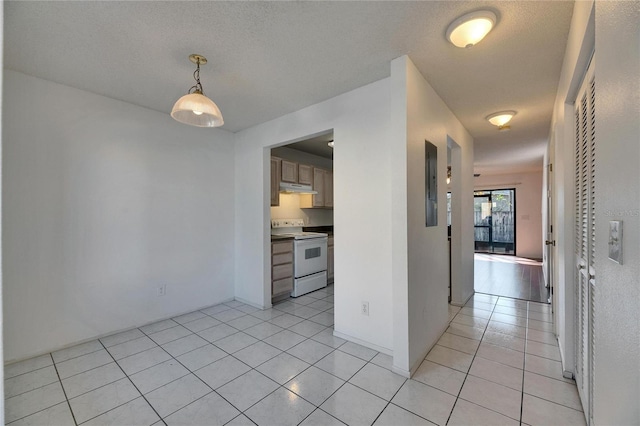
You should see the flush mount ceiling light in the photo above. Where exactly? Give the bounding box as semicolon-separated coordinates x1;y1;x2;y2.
486;110;516;131
171;54;224;128
328;140;334;148
446;10;497;48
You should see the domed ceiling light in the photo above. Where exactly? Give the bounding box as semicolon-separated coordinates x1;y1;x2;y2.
171;54;224;128
446;10;497;48
328;140;334;148
486;111;516;131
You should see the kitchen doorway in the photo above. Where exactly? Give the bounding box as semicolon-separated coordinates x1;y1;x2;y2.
268;130;335;328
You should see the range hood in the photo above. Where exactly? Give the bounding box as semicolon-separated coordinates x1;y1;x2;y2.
279;182;318;194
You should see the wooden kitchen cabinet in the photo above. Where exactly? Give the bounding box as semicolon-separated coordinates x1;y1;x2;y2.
312;167;325;207
270;157;281;206
272;240;294;301
324;170;333;207
299;167;333;209
298;164;313;185
281;160;298;183
327;236;334;283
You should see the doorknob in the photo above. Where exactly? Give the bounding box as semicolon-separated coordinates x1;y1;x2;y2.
545;240;556;246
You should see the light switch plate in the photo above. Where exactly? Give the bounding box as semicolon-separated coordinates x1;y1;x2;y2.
608;220;623;264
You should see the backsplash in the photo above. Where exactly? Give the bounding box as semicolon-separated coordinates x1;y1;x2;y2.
270;193;334;226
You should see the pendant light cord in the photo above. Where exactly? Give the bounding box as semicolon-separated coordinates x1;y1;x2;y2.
188;60;205;95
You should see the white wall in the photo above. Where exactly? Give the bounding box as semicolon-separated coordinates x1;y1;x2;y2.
474;171;543;259
391;56;475;374
234;77;395;353
0;1;5;418
592;2;639;423
550;0;640;423
3;71;236;361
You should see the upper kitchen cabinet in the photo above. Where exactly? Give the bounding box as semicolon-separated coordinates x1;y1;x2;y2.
281;159;315;187
281;159;298;183
298;164;313;186
300;167;333;209
271;157;281;206
312;167;325;207
324;170;333;208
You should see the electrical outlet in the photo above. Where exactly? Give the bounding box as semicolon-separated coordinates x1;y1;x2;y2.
361;301;369;316
157;285;167;296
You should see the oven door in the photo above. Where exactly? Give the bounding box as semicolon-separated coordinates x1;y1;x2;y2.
294;237;328;278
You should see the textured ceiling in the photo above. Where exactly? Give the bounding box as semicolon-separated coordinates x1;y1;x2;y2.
4;1;573;175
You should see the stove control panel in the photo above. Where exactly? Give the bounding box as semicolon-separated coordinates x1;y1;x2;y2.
271;218;305;228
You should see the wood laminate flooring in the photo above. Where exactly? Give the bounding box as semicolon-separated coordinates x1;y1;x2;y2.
474;253;550;303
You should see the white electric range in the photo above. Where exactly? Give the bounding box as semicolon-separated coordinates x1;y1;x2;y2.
271;219;328;297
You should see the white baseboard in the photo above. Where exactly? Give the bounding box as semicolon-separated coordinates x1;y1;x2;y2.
450;291;474;307
4;297;237;365
332;330;393;356
234;296;269;310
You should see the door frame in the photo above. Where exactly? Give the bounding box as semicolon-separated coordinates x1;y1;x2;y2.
473;188;517;256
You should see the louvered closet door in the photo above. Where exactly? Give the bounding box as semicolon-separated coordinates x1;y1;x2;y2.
574;58;595;425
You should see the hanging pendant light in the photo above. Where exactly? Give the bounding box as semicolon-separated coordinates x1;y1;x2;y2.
171;54;224;128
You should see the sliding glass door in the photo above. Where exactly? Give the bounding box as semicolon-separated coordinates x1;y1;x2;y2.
474;189;515;255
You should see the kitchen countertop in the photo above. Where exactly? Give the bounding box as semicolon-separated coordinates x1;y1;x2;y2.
271;234;295;241
271;226;334;241
303;226;333;236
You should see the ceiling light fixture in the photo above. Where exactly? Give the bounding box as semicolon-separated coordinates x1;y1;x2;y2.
171;54;224;128
328;140;334;148
486;110;516;131
446;10;497;48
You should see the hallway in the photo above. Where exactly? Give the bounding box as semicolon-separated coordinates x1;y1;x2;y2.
440;293;584;424
474;254;549;303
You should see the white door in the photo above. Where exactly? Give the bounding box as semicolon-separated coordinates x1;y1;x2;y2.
544;160;554;302
574;57;595;424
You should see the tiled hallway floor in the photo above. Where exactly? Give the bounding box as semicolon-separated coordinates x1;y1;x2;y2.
5;289;585;425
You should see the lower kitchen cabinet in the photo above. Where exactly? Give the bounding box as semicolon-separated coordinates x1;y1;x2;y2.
272;240;294;301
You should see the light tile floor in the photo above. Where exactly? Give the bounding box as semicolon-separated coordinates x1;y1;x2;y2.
5;289;586;425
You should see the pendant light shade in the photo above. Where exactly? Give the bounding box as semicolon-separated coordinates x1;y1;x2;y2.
171;92;223;127
171;54;224;128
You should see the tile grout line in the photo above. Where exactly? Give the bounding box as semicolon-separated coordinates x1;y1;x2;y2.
225;327;363;422
367;375;411;426
3;370;60;401
3;362;56;382
50;352;79;426
444;297;498;425
134;322;257;422
135;303;346;423
212;325;340;422
94;339;168;426
292;349;382;426
5;354;80;426
519;301;530;426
